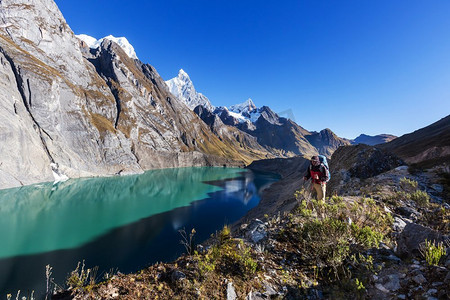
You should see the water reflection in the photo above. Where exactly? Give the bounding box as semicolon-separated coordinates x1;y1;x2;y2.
0;167;243;258
0;168;279;297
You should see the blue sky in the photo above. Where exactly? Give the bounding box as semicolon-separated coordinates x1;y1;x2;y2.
54;0;450;139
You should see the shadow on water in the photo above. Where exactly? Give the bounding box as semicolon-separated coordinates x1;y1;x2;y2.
0;167;279;297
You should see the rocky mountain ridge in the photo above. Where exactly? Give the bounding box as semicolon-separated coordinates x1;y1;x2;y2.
166;70;350;159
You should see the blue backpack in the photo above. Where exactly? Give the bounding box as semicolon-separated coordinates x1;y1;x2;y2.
318;155;330;182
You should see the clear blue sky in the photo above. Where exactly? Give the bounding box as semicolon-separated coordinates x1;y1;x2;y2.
54;0;450;139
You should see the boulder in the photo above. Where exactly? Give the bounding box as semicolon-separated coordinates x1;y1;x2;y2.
396;223;446;258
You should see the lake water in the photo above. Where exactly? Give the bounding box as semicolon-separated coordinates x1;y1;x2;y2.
0;167;279;297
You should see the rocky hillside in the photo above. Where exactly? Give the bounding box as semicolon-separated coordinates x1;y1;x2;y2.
328;144;404;196
378;115;450;168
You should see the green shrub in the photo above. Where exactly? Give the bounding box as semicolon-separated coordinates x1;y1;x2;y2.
351;224;383;248
420;239;447;266
400;177;418;192
196;226;258;279
410;190;430;206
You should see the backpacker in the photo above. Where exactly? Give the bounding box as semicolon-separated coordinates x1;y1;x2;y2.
318;155;330;182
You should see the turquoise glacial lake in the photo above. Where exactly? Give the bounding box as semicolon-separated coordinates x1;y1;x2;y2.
0;167;279;297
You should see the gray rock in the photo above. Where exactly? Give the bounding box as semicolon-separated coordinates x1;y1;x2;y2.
263;281;277;296
227;282;237;300
431;184;444;193
396;223;445;258
412;274;427;284
171;270;186;282
431;282;443;287
382;274;401;291
246;291;265;300
375;283;390;293
397;295;406;299
385;254;402;264
395;166;409;171
426;289;437;295
393;217;407;232
245;219;267;244
397;206;420;219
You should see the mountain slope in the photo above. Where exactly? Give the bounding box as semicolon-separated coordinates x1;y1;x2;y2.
378;114;450;166
351;134;397;146
305;128;351;157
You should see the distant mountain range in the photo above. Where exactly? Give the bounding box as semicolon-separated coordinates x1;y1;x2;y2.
351;134;397;146
165;69;349;159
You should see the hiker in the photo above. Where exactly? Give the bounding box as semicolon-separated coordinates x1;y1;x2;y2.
303;156;329;201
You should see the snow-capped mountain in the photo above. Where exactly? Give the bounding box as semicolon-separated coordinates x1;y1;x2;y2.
215;99;261;124
230;98;257;115
76;34;138;59
165;69;214;111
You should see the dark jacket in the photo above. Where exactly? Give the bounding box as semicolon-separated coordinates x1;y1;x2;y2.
304;163;329;184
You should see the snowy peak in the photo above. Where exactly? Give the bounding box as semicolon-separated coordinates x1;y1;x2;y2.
165;69;214;111
76;34;138;59
214;99;262;125
229;98;257;114
177;69;190;81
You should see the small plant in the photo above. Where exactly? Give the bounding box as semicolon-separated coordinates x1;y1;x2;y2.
218;224;231;245
410;190;430;206
400;177;418;192
295;187;311;202
179;227;196;256
195;226;259;279
420;239;446;266
354;277;365;290
66;260;97;291
351;224;383;248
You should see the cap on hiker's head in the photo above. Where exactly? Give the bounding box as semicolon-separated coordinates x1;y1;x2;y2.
311;156;319;162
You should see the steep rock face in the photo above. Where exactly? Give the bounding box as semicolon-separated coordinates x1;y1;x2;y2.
327;144;404;195
0;0;142;187
305;128;351;158
351;134;397;146
0;49;53;187
378;115;450;167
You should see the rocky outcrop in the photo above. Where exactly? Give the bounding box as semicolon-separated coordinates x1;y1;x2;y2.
328;144;404;195
396;223;448;258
